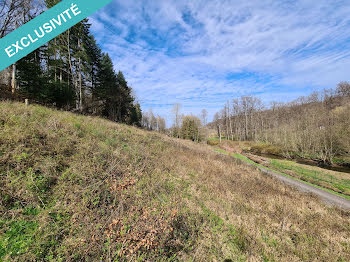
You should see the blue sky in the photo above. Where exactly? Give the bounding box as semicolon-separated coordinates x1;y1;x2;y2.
90;0;350;124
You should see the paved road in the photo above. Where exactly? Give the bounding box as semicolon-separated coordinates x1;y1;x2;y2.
219;150;350;210
254;163;350;210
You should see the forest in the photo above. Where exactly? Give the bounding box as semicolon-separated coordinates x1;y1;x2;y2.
212;82;350;166
0;0;142;126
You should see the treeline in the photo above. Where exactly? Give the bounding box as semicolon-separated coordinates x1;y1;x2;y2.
0;0;142;126
213;82;350;164
141;109;166;133
142;104;208;142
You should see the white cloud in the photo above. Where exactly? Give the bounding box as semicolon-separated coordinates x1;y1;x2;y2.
90;0;350;123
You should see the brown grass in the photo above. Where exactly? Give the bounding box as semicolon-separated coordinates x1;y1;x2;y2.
1;102;350;261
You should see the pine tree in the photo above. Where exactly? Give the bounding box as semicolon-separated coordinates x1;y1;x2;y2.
95;53;120;121
16;49;45;101
1;0;144;127
85;35;102;92
128;102;142;126
116;71;134;122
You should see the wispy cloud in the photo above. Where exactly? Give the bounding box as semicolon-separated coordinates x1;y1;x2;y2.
90;0;350;123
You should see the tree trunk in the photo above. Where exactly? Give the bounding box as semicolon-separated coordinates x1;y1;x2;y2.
11;63;16;94
77;38;83;112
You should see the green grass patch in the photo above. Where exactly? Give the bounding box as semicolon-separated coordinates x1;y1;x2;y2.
269;159;350;196
0;220;38;259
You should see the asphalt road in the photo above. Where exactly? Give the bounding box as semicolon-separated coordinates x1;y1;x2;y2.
219;150;350;210
254;163;350;210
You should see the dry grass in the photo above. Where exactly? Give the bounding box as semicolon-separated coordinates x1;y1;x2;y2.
1;102;350;261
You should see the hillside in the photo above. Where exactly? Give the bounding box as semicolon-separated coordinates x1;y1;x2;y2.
1;102;350;261
211;89;350;167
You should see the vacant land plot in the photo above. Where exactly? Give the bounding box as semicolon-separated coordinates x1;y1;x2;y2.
1;102;350;261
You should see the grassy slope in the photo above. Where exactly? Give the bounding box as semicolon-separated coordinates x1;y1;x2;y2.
1;102;350;261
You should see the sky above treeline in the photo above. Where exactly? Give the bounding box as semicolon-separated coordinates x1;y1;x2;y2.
90;0;350;123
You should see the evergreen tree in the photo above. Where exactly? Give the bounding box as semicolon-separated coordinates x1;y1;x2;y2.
95;53;120;121
181;116;202;142
129;102;142;126
16;49;45;101
116;71;134;122
85;35;102;92
2;0;143;127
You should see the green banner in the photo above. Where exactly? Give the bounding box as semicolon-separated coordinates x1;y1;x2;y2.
0;0;112;72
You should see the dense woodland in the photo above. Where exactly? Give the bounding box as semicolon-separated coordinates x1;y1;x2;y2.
212;82;350;165
0;0;142;126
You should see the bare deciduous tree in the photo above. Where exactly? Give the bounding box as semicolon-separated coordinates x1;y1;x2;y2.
214;84;350;165
171;103;182;138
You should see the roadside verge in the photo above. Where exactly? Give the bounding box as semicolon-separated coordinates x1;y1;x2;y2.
214;148;350;210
